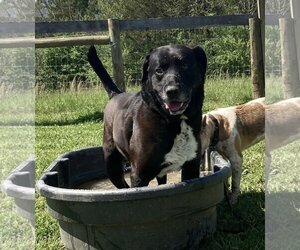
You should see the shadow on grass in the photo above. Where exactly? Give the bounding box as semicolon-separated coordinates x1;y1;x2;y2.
35;111;104;126
200;191;265;249
0;120;35;126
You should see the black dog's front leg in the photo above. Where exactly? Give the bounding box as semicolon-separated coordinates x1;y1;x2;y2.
156;175;167;185
181;158;200;182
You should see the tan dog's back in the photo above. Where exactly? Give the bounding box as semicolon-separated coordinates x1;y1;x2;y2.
235;98;265;150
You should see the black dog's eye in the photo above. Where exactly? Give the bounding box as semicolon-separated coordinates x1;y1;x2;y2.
155;68;164;75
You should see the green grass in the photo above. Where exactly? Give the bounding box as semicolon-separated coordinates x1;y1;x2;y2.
203;76;252;111
0;91;34;125
267;141;300;193
265;140;300;250
36;88;108;126
0;194;35;250
35;77;265;249
0;126;35;249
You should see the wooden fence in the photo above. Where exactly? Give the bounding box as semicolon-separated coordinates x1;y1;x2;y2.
1;12;280;97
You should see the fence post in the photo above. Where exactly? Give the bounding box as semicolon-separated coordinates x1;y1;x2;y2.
108;19;125;91
290;0;300;96
249;17;265;98
279;18;300;98
257;0;265;72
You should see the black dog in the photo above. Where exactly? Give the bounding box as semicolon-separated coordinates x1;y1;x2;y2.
88;44;207;188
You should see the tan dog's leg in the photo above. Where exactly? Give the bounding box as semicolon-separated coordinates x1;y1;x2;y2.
229;154;243;204
226;136;243;204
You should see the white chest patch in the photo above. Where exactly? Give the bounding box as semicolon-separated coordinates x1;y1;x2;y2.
158;120;198;177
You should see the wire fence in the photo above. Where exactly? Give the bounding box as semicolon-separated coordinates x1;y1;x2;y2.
121;26;252;85
0;48;35;93
35;32;111;91
0;0;284;92
0;24;281;92
0;0;279;92
34;24;281;91
34;25;256;91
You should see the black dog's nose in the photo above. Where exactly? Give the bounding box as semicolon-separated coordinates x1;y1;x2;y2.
165;85;180;99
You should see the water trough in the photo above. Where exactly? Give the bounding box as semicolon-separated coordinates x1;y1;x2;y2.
37;147;231;250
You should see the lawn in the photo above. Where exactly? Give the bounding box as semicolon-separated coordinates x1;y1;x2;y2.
0;91;35;249
35;77;265;249
266;141;300;250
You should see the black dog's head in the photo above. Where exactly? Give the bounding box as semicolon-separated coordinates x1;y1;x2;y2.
141;44;207;115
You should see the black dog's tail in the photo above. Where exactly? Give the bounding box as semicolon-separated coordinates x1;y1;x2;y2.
87;45;123;99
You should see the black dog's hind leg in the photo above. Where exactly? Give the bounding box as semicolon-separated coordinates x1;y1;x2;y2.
105;148;129;189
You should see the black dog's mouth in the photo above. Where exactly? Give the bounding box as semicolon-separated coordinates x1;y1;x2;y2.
164;100;189;115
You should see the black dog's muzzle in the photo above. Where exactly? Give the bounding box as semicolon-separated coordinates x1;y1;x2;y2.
161;76;191;115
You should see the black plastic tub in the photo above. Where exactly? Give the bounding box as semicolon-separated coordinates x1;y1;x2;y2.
37;147;231;250
1;157;35;226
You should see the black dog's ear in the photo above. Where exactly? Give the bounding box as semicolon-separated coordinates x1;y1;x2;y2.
141;54;150;84
193;46;207;78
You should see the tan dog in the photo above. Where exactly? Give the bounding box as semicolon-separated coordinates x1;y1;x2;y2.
201;98;265;203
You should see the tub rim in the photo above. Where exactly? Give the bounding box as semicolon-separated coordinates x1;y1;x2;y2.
1;156;35;200
37;146;231;202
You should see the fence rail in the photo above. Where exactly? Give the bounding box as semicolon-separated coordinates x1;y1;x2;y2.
35;20;108;34
0;37;34;48
35;35;110;48
0;14;281;35
118;15;252;31
0;36;110;48
0;22;34;33
34;15;253;34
